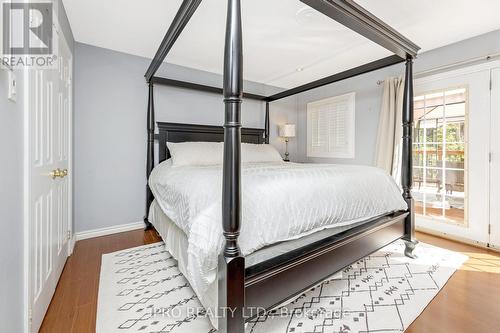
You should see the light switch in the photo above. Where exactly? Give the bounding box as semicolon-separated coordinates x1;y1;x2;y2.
8;70;16;102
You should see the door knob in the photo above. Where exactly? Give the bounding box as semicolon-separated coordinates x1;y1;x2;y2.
50;168;61;179
50;168;65;179
61;169;68;177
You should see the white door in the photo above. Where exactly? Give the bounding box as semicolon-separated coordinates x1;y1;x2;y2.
26;25;72;332
414;69;490;245
490;68;500;249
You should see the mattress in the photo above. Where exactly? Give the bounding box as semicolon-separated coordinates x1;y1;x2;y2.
148;161;407;328
149;199;380;269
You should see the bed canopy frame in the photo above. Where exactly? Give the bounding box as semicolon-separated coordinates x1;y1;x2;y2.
143;1;420;331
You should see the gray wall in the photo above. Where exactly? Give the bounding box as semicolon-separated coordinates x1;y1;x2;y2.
296;66;398;165
74;43;296;233
294;28;500;165
0;68;25;333
0;1;73;330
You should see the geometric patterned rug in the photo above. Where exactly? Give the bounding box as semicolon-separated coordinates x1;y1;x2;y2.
96;240;467;333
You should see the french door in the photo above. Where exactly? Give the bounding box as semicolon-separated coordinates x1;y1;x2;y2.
413;69;490;245
25;24;73;332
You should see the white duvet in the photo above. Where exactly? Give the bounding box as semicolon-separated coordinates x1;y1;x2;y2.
149;161;407;327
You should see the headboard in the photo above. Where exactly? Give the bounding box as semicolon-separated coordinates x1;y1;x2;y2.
156;122;266;163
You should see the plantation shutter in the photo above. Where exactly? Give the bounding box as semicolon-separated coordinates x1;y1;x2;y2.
307;92;355;158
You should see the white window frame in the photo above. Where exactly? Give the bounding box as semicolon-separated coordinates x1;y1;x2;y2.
306;92;355;159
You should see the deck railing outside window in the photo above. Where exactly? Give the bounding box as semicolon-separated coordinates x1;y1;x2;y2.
412;87;467;225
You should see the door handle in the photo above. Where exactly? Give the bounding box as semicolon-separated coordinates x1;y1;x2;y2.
50;168;62;179
50;168;68;179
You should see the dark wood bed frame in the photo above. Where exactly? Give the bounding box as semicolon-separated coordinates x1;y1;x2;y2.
143;1;420;332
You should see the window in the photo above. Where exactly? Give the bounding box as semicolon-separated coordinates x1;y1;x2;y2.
412;87;467;225
306;92;355;158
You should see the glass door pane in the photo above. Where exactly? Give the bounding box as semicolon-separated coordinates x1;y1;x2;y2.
412;87;467;225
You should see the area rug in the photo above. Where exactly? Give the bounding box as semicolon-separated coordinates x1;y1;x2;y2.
97;240;467;333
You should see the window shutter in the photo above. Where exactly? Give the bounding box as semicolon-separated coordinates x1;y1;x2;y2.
307;92;355;158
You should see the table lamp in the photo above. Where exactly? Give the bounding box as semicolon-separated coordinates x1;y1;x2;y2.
278;124;296;162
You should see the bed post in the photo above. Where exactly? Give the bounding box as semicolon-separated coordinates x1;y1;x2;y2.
402;56;417;258
219;0;245;332
144;81;155;230
265;101;270;144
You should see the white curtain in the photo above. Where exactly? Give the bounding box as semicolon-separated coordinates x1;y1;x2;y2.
375;76;405;185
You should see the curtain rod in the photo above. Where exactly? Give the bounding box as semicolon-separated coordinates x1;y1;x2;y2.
414;52;500;78
377;52;500;85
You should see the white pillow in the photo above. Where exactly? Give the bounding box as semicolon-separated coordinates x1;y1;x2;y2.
167;141;223;167
167;141;283;167
241;143;283;163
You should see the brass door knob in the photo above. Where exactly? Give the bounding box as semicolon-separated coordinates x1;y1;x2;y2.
50;168;67;179
50;168;62;179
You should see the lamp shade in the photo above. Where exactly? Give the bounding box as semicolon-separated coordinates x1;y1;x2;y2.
278;124;296;138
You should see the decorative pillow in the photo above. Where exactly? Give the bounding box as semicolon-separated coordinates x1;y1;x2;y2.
167;141;283;167
167;141;223;167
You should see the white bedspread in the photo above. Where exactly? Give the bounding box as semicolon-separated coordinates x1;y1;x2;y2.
149;161;407;327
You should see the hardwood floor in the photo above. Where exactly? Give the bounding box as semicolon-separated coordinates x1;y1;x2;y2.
39;230;500;333
39;229;161;333
406;233;500;333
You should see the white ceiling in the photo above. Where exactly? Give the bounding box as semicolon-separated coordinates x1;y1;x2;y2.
63;0;500;88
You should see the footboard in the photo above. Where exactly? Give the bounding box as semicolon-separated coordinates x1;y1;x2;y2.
244;212;407;315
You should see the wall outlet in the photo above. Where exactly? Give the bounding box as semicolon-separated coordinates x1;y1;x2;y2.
8;70;16;102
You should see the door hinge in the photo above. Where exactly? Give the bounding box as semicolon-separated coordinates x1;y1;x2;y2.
29;308;33;323
490;77;493;90
489;152;492;163
488;224;491;235
67;230;71;240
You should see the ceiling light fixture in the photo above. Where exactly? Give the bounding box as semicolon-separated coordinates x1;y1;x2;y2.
295;7;317;26
295;5;345;32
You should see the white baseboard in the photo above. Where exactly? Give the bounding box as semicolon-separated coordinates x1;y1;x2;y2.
75;221;145;241
69;234;76;255
416;226;500;252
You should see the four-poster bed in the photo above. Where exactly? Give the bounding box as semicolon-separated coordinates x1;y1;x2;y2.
142;0;420;332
